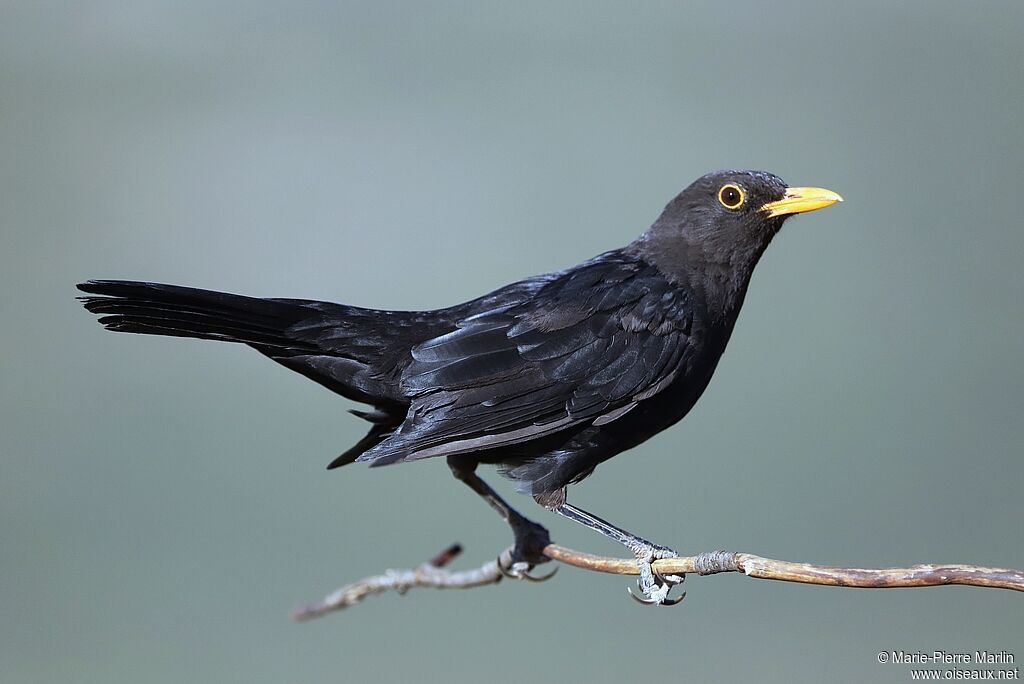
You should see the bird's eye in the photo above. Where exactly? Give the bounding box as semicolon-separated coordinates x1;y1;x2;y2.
718;184;745;210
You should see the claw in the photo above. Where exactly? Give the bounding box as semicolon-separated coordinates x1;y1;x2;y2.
496;556;558;582
519;565;558;582
628;559;686;606
627;585;662;605
652;566;686;587
496;556;518;579
662;590;687;606
627;583;686;606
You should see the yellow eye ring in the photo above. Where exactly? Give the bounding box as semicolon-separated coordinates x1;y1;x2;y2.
718;184;745;210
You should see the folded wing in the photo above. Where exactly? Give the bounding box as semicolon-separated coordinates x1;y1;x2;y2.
358;254;695;465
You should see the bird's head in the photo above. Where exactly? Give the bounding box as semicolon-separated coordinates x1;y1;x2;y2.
631;169;842;310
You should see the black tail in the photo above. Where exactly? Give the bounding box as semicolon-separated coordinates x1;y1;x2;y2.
76;280;319;351
77;279;417;466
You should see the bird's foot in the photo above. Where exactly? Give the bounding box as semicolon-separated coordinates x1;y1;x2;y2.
626;542;686;606
497;517;557;582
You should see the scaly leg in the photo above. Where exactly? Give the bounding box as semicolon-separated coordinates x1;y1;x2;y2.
448;457;556;580
535;488;685;606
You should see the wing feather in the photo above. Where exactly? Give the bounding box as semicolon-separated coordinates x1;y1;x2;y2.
358;254;694;464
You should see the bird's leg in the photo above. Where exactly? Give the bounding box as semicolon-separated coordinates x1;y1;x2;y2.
447;458;555;581
534;488;685;606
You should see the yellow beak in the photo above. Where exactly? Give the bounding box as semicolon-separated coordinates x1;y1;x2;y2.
760;187;843;218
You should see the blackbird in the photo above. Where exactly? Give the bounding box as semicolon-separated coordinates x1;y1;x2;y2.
78;170;841;604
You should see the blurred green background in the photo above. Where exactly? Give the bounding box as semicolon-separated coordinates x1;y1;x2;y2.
2;2;1022;682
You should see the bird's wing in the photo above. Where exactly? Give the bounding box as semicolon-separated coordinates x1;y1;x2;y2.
359;255;696;464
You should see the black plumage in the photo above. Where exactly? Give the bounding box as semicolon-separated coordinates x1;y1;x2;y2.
77;170;841;603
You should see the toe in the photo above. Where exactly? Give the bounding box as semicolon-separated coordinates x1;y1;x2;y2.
650;544;680;560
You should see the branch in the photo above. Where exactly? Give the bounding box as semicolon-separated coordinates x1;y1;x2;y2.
544;545;1024;591
293;542;1024;620
292;543;502;621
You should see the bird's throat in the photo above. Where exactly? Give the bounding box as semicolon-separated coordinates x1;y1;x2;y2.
627;231;766;323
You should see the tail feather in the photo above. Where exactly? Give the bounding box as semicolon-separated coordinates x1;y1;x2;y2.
77;280;315;349
77;279;415;466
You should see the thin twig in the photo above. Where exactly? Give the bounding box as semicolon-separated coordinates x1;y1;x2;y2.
543;545;1024;591
294;542;1024;621
292;543;502;621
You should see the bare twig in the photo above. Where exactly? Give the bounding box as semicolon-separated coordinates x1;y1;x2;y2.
543;545;1024;591
294;542;1024;621
292;543;504;621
